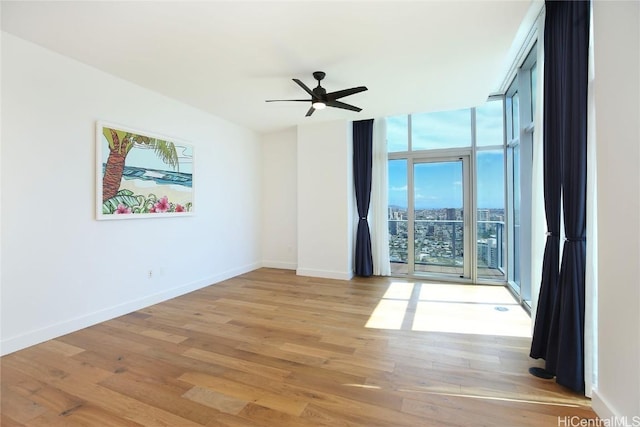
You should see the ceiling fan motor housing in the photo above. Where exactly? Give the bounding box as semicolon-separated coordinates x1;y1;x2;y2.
313;86;327;100
312;71;326;82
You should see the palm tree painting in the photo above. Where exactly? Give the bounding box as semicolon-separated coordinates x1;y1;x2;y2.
97;122;194;219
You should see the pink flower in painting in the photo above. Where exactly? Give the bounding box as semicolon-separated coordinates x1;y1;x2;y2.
149;206;157;213
154;196;170;213
115;204;131;214
175;204;185;212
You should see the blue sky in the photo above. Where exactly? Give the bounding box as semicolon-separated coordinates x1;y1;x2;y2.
126;143;193;174
387;100;505;209
101;135;193;174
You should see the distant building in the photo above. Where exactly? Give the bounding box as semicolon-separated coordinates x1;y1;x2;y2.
389;220;398;235
477;237;498;268
446;208;456;220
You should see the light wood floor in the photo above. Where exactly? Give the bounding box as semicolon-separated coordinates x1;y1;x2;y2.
1;268;596;426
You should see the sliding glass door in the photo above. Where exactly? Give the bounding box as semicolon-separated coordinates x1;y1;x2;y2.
412;158;470;279
388;155;471;280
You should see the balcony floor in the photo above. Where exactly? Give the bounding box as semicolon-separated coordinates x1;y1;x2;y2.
391;262;506;281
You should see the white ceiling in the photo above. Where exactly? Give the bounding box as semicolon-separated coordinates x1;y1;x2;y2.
1;1;536;134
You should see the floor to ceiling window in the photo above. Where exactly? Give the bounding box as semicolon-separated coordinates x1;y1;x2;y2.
476;100;507;282
505;43;537;307
387;100;505;284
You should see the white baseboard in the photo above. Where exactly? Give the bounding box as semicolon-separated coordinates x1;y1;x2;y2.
296;268;354;281
210;262;262;284
261;260;297;270
592;389;615;420
590;388;639;423
0;262;260;356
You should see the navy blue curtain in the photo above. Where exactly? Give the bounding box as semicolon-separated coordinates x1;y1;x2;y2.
530;0;565;362
353;119;374;277
530;0;590;393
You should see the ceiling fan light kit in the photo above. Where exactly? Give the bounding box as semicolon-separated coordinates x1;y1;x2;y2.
266;71;367;117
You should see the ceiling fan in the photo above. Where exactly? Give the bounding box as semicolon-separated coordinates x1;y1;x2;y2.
266;71;368;117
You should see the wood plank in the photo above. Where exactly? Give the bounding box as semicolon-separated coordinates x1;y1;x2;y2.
97;370;216;425
37;340;86;357
179;371;309;416
26;403;145;427
182;386;248;415
181;347;292;380
0;383;48;424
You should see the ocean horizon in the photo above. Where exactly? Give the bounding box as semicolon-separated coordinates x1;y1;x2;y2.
103;164;193;188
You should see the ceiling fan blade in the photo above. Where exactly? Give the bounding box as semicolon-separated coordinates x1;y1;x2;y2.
305;106;315;117
326;86;368;100
293;79;316;98
265;99;310;102
326;99;362;112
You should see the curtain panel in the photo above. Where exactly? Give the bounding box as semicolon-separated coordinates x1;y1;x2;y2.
353;119;374;277
530;0;564;362
371;119;391;276
530;0;590;393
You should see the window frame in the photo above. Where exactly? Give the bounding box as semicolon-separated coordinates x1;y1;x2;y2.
386;101;507;285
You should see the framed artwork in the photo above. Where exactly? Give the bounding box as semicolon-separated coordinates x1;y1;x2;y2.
96;121;194;220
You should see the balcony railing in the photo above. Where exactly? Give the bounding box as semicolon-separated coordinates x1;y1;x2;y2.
388;219;505;278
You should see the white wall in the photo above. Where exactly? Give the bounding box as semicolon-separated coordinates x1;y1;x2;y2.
592;1;640;419
261;128;297;270
0;33;262;355
297;121;355;280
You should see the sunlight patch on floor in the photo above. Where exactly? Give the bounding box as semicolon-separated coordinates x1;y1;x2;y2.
411;301;530;337
418;283;517;305
382;281;415;299
365;281;531;337
365;299;409;330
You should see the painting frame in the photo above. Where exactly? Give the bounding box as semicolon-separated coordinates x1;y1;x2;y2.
96;121;194;220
